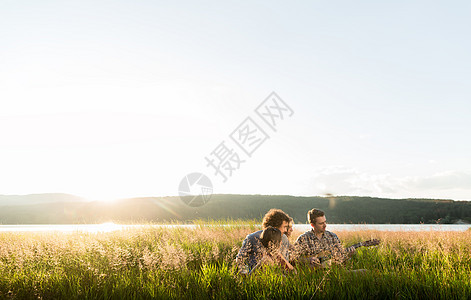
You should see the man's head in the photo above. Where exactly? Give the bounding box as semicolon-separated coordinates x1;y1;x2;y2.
262;209;290;235
260;226;282;254
308;208;326;234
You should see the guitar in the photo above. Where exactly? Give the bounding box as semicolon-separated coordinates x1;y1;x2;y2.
312;239;380;268
345;239;381;253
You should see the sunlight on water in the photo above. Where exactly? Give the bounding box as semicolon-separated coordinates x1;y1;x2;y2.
293;224;471;232
0;223;469;233
0;222;128;233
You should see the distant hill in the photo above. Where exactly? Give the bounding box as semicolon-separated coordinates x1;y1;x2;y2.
0;194;469;224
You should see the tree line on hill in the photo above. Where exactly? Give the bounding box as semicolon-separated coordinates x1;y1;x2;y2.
0;194;470;224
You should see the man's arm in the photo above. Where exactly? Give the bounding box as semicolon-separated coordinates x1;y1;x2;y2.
280;234;290;260
345;245;356;258
236;236;251;261
276;253;297;273
293;235;321;267
236;235;254;274
331;233;350;263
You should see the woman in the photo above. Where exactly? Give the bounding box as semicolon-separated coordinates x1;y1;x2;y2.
249;227;296;274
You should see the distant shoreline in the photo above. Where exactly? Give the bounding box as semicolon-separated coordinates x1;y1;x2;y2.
0;223;469;233
1;194;470;225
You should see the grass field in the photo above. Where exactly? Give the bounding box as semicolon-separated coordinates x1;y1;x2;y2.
0;223;470;299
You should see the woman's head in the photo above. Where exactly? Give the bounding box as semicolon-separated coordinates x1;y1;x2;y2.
260;227;282;255
286;217;294;237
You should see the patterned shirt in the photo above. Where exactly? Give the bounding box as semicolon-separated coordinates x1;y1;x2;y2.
294;229;347;264
236;230;290;272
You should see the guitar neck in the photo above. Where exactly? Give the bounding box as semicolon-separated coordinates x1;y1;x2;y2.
346;243;360;252
346;242;370;252
345;239;379;252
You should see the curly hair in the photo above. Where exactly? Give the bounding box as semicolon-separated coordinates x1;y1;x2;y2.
262;209;290;229
307;208;325;224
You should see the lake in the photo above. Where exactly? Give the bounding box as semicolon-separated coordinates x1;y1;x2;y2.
294;224;471;232
0;223;469;233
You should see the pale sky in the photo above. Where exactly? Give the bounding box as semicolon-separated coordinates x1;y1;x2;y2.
1;1;470;201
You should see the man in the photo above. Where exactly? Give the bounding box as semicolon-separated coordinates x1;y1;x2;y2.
236;208;291;273
294;208;353;267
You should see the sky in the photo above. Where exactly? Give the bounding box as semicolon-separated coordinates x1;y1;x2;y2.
1;1;470;201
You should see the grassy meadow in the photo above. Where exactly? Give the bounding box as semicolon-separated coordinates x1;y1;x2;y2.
0;223;470;299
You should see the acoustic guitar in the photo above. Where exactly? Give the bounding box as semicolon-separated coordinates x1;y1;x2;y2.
312;239;380;268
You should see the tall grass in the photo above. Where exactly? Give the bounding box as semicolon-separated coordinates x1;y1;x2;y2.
0;224;470;299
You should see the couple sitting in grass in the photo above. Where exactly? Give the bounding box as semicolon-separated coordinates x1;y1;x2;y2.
235;209;295;274
236;208;358;274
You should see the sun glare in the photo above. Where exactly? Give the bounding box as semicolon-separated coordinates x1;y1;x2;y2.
81;193;121;204
98;197;119;204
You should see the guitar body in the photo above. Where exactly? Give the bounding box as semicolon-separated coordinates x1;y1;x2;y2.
307;239;380;268
315;250;333;268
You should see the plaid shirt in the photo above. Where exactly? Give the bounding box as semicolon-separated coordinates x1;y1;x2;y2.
294;229;347;264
